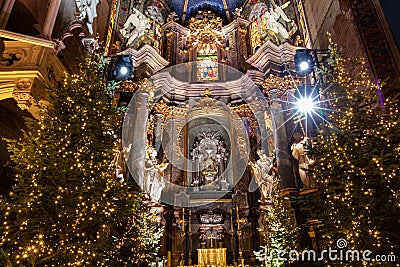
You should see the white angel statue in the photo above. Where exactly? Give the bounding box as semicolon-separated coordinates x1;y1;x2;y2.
144;146;169;202
248;149;276;203
119;8;151;47
76;0;101;35
267;0;292;39
291;137;316;190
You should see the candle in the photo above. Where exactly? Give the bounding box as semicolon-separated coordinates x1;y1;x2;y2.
182;208;185;232
230;209;234;233
189;210;191;233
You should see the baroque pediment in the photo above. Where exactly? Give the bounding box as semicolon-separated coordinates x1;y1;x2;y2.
246;40;300;75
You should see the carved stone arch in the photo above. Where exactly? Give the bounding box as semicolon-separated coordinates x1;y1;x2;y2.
5;0;40;36
19;0;49;31
56;20;87;73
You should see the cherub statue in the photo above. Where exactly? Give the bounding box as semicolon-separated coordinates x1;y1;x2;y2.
291;135;316;190
233;7;243;18
167;11;178;22
248;149;277;203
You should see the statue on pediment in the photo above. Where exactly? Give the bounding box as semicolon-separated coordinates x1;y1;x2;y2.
291;135;316;190
144;146;169;202
119;8;151;47
248;149;277;203
268;1;291;39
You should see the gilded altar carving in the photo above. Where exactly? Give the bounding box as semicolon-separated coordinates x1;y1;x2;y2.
262;74;301;97
197;248;227;266
191;131;229;191
191;96;226;114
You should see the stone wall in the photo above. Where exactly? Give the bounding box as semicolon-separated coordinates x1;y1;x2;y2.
302;0;364;57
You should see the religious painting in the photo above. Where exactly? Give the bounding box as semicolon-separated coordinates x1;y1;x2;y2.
248;2;269;22
148;20;163;52
143;0;168;22
244;0;268;19
249;0;297;52
197;56;218;81
249;8;270;52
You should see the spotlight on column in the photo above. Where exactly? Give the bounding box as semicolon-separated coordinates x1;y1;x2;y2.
110;55;133;81
294;49;314;75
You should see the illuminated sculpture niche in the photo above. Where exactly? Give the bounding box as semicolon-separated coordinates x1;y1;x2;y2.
191;131;229;191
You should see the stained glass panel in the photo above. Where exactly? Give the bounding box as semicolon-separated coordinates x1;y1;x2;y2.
197;56;218;81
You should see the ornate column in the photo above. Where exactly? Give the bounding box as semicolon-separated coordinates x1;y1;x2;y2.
187;209;192;265
0;0;15;29
236;204;245;265
349;0;400;97
270;92;296;189
12;77;36;110
162;22;189;65
230;209;237;265
154;113;163;151
254;110;270;154
41;0;61;38
126;92;150;189
163;210;175;267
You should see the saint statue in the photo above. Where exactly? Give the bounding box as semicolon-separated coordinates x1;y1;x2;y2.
112;142;126;183
76;0;101;35
248;149;276;203
267;0;292;39
144;146;169;202
146;5;164;24
167;12;178;22
119;8;151;47
291;136;316;190
191;131;228;191
150;161;169;202
233;7;243;19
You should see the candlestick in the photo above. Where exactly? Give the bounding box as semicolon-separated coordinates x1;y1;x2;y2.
230;209;234;233
188;209;191;233
182;208;185;232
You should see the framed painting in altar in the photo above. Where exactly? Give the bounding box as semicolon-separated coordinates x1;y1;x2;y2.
197;55;218;81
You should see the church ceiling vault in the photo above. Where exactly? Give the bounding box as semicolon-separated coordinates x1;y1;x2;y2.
169;0;245;20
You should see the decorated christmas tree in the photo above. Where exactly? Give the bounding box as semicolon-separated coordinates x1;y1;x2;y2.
254;179;298;267
310;38;400;260
0;53;162;266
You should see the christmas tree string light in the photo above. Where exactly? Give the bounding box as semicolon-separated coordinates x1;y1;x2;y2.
306;35;400;263
0;53;162;266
